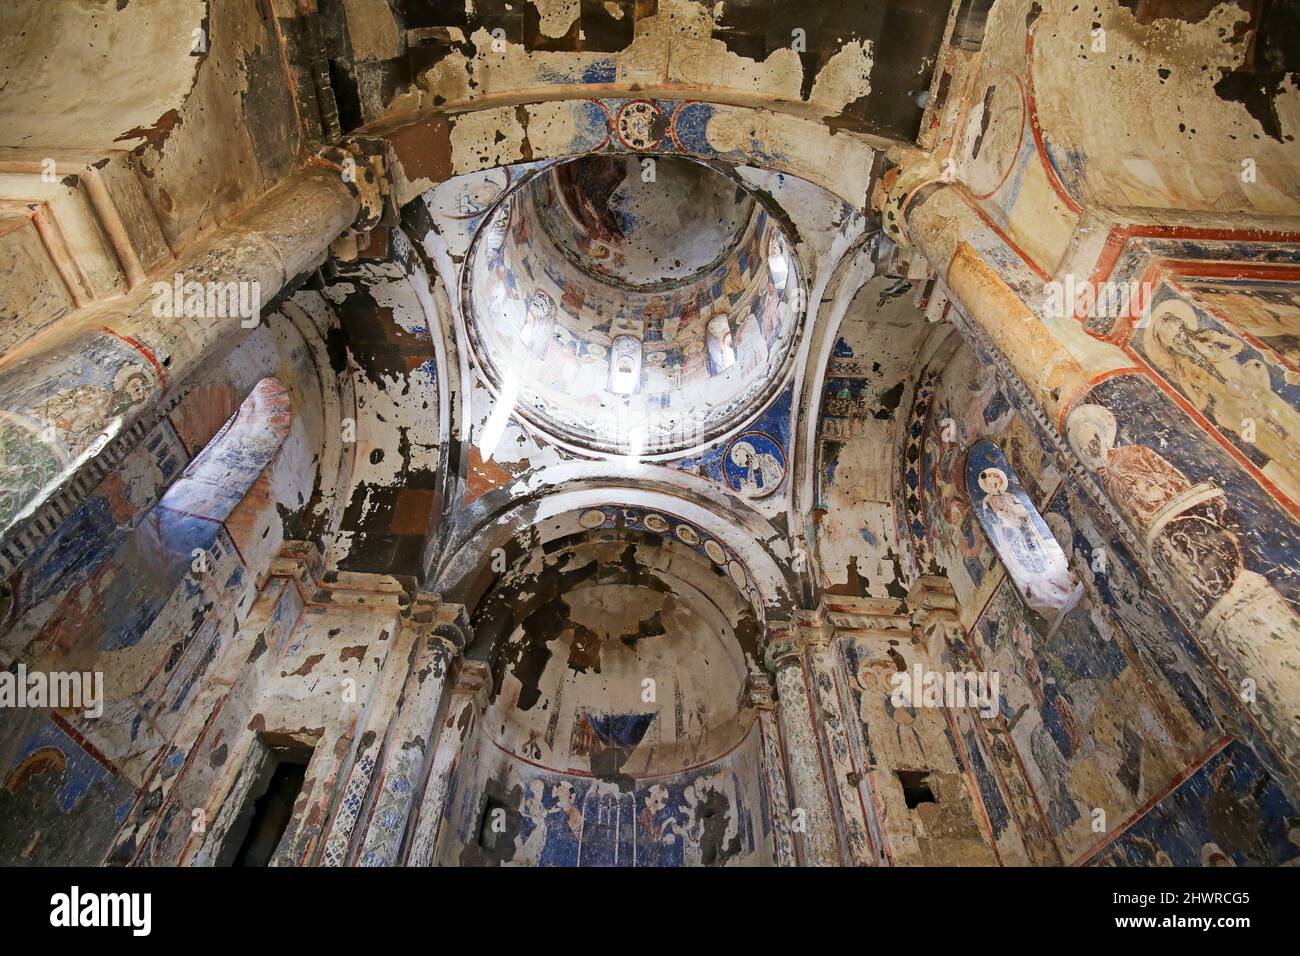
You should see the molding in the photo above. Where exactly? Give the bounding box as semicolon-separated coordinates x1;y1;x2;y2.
0;149;173;305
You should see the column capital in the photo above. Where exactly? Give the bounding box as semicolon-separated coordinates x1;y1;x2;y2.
763;628;807;671
761;609;835;670
451;659;492;713
793;604;835;646
906;575;960;625
746;670;777;710
801;621;835;648
410;594;471;657
907;575;964;661
315;136;391;235
877;154;946;250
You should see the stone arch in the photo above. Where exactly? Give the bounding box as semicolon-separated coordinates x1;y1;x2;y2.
375;96;880;213
429;483;783;868
311;227;451;575
431;483;796;619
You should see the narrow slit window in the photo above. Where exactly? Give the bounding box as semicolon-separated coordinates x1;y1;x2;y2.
136;377;291;583
477;795;515;856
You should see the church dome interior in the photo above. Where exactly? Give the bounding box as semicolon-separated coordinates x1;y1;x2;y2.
1;0;1299;898
464;155;802;456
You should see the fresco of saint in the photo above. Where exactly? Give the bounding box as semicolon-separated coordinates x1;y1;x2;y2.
735;312;768;374
1066;403;1243;614
977;467;1047;573
966;443;1082;628
1067;403;1195;529
519;290;557;359
41;367;153;457
727;438;784;496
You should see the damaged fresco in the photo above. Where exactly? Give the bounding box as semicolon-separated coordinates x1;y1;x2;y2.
0;0;1297;882
442;729;770;867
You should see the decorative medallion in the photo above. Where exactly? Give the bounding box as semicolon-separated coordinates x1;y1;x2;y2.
723;431;787;499
616;100;666;150
675;524;700;546
643;513;670;534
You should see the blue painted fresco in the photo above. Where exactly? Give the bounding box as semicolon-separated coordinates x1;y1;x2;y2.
1091;739;1300;866
675;382;792;495
509;765;758;867
966;439;1080;624
0;717;138;865
1086;374;1300;611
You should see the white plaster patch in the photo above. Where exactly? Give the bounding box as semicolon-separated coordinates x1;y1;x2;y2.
808;39;875;115
529;0;580;39
449;106;528;174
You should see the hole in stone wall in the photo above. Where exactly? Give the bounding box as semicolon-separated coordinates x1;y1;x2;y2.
476;795;515;857
326;57;363;132
219;740;313;867
896;769;936;809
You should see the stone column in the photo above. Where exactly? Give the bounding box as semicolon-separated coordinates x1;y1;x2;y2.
749;673;796;867
317;623;415;867
894;176;1300;774
765;629;841;866
804;622;875;866
907;575;1058;866
352;598;467;867
885;175;1091;427
404;658;491;867
0;161;367;549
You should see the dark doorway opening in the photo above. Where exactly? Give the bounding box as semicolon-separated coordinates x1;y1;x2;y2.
218;740;313;867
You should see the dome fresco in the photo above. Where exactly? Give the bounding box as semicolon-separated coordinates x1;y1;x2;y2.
464;155;803;457
7;0;1300;881
533;154;757;289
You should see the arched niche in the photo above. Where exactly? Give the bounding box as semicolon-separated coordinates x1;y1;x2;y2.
434;500;776;867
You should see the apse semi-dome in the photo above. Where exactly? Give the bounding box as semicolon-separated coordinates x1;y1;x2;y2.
463;154;803;457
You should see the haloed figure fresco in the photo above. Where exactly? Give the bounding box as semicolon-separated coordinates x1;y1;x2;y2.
966;440;1082;629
